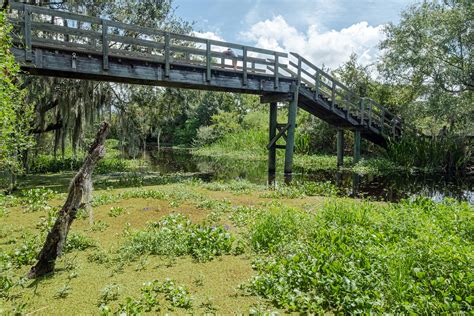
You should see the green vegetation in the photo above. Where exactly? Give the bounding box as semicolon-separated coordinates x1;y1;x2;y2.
0;0;472;315
0;10;34;191
246;198;473;313
0;180;472;314
120;213;233;262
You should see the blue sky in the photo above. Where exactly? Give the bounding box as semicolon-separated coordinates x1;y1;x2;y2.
173;0;415;69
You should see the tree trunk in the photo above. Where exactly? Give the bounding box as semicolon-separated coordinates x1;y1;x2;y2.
28;122;109;278
157;128;161;151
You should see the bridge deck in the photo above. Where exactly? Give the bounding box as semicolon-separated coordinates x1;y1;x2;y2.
8;2;403;147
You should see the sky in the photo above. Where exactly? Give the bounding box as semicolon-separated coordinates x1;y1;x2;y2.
173;0;414;69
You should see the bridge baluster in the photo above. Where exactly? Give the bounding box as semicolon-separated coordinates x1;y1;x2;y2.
274;53;279;89
164;33;170;77
101;20;109;70
331;81;336;110
206;40;211;82
23;4;32;62
242;47;248;85
314;69;320;99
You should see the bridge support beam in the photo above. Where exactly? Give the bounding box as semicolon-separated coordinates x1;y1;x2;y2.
284;88;299;174
353;129;361;163
268;102;278;173
337;129;344;167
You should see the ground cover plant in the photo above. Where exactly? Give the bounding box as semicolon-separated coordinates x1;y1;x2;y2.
0;178;472;314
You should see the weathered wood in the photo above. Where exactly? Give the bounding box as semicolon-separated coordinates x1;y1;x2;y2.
354;129;361;163
267;123;289;150
337;129;344;167
28;122;109;278
268;102;277;173
260;93;292;103
242;47;248;86
31;22;101;40
284;86;298;174
23;4;32;62
101;19;108;70
164;32;170;77
8;3;401;150
206;40;211;82
108;34;164;50
273;55;280;89
331;81;336;109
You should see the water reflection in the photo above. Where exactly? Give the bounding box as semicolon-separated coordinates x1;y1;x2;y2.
147;148;473;204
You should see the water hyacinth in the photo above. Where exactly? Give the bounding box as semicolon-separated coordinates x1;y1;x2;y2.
120;214;235;262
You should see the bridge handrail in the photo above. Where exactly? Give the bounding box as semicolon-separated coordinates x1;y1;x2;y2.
289;52;406;137
9;2;412;140
9;2;290;86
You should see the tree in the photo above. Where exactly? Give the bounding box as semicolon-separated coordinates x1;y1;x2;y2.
29;122;109;278
379;0;473;133
0;9;34;190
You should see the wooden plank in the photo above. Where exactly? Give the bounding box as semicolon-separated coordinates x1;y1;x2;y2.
32;38;98;51
171;32;208;44
267;123;290;149
314;69;320;98
31;22;101;39
164;32;170;77
205;38;286;57
206;40;211;82
107;20;166;38
22;3;102;25
242;47;248;85
108;34;164;50
23;5;32;62
102;19;108;70
260;93;292;103
274;54;279;89
331;81;336;109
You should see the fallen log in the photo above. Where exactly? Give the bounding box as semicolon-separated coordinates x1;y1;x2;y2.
28;122;109;278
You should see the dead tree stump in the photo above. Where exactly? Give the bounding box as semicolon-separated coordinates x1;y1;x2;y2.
28;122;109;278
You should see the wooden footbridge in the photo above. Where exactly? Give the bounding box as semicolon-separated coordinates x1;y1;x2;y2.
8;2;403;174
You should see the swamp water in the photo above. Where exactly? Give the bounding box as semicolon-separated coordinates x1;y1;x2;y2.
148;148;473;204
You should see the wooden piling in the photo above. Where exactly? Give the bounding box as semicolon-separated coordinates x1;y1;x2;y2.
268;102;277;173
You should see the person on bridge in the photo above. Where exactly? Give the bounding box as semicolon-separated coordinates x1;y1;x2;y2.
223;48;238;70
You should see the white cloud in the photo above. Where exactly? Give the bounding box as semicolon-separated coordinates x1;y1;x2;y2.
192;31;224;42
240;16;385;69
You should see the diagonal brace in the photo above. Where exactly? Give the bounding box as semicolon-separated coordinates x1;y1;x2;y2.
267;123;290;149
276;123;288;141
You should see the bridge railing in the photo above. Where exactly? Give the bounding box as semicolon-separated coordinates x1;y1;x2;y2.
8;2;290;86
289;52;403;137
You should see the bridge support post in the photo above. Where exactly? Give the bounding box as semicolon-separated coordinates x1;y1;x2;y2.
337;129;344;167
268;102;277;174
353;129;361;163
284;88;299;174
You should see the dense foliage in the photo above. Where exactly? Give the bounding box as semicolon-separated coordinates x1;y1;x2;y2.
247;198;473;313
0;10;34;189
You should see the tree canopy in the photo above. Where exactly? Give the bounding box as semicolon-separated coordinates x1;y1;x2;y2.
379;0;473;132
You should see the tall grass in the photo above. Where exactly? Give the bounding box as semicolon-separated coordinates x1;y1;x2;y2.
386;134;471;173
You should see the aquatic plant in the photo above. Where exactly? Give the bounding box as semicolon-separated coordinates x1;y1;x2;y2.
246;197;473;313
